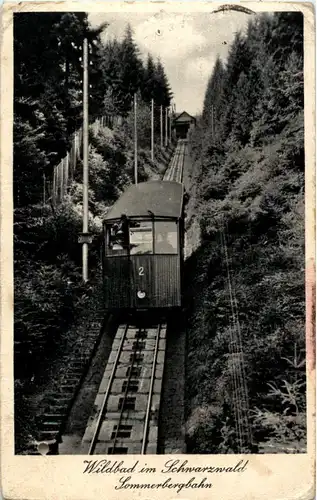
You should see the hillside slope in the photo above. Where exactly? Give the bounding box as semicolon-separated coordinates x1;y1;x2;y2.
184;12;305;454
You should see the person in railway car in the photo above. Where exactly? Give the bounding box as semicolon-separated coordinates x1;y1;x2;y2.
109;214;129;251
155;221;178;254
156;230;175;254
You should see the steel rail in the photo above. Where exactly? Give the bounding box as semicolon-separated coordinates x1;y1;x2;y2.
169;140;185;183
169;145;180;181
88;323;129;455
109;329;143;453
140;323;163;454
164;141;181;181
177;142;185;183
172;145;180;181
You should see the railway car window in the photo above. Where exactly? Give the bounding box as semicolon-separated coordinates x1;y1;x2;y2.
106;218;129;255
155;221;178;254
129;220;153;255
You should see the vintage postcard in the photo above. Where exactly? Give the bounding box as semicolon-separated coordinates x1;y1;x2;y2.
1;1;315;499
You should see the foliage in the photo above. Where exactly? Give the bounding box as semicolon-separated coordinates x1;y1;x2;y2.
14;16;173;207
14;13;105;206
185;12;305;453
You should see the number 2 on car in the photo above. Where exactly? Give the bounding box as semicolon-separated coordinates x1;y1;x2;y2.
139;266;144;276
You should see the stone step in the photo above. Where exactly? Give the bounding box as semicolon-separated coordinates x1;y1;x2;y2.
42;414;65;420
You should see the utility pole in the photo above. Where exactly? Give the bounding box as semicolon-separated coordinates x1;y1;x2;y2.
134;93;138;185
165;106;168;147
160;105;163;148
82;37;89;283
151;98;154;162
169;106;172;142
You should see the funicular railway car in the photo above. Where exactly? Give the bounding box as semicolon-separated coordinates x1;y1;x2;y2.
102;181;184;310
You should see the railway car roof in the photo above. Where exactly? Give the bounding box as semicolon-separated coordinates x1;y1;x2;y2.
104;181;184;220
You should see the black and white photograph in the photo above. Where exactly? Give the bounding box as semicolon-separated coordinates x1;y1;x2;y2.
11;5;310;459
1;3;315;497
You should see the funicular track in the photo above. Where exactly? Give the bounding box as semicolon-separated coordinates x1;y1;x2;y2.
164;140;186;183
80;141;187;456
82;322;167;455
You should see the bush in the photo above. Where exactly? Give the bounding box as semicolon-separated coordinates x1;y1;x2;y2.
184;12;305;453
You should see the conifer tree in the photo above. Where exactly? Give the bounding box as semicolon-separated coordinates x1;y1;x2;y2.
142;53;157;103
14;12;106;205
154;59;173;106
117;24;144;115
99;39;123;114
202;57;225;133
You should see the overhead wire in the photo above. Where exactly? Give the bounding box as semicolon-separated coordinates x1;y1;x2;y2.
219;225;244;450
223;223;253;447
219;216;252;451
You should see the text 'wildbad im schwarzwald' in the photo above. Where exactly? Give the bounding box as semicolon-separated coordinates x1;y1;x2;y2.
82;458;249;493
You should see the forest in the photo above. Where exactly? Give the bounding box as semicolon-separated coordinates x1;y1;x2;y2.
14;12;172;207
184;12;305;453
14;12;173;440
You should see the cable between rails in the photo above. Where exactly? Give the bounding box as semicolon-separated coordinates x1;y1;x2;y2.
141;323;163;454
109;327;144;453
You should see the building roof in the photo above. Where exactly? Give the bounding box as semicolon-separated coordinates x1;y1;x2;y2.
174;111;196;123
104;181;184;220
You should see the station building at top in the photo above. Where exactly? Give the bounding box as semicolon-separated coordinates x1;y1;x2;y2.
172;111;196;139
